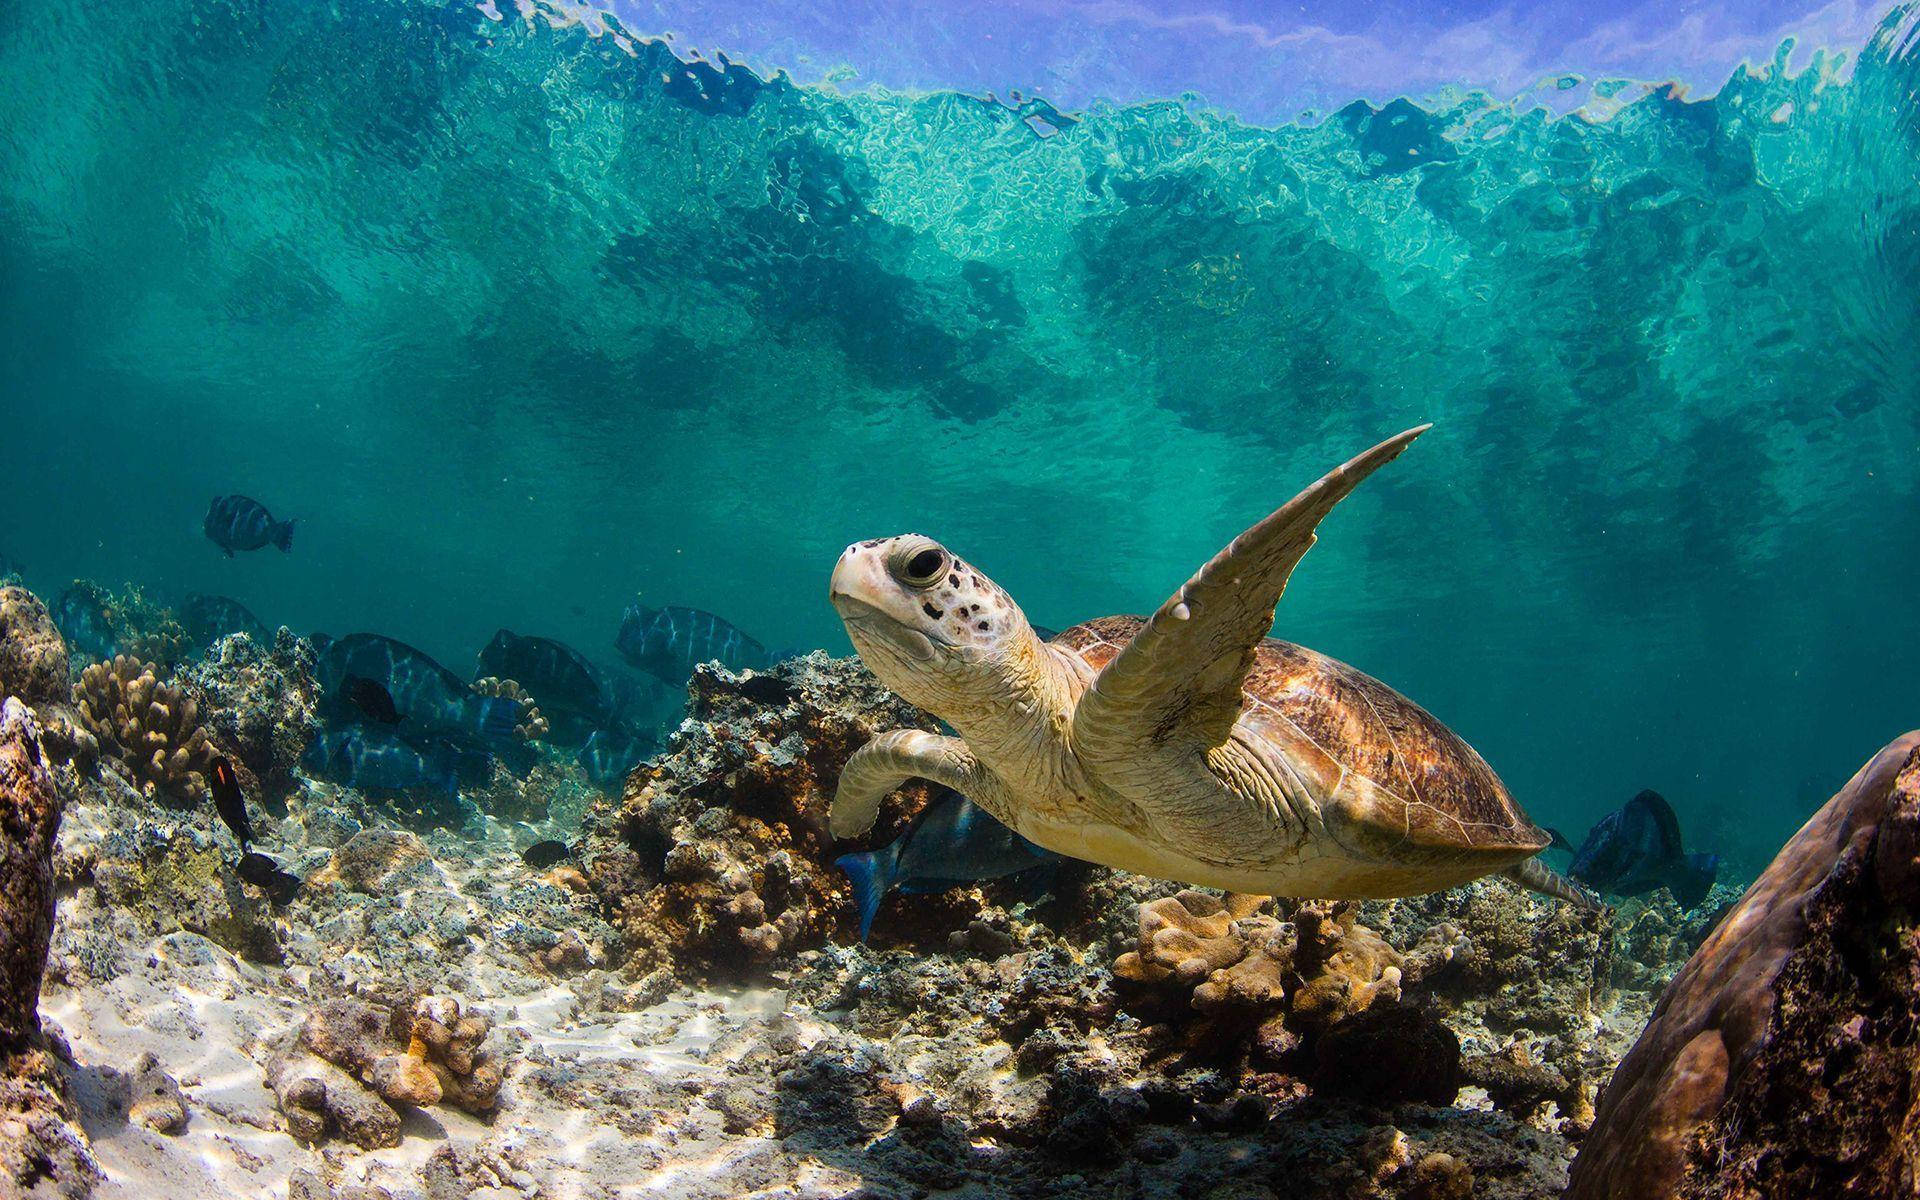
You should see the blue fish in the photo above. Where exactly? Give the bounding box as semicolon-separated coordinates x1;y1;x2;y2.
51;584;118;660
184;593;268;645
313;632;524;742
302;726;467;795
616;603;766;683
479;629;618;740
835;789;1060;941
204;494;295;556
577;728;653;787
1566;789;1719;909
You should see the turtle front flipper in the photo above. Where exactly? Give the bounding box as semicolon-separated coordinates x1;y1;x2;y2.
831;729;984;839
1073;425;1429;765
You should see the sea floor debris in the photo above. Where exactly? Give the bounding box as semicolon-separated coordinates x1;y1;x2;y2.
0;601;1877;1199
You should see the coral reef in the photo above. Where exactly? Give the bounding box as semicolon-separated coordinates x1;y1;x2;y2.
0;586;72;708
0;698;101;1196
1569;731;1920;1200
75;655;215;806
179;629;319;798
584;653;949;977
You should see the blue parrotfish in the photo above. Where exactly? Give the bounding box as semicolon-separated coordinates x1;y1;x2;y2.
1564;789;1719;909
184;593;268;646
302;725;475;796
616;603;767;683
312;632;524;741
204;494;295;556
835;788;1061;941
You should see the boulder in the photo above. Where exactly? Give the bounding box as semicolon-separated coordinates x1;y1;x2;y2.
1568;732;1920;1200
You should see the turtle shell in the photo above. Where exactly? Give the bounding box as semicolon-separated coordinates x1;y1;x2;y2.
1054;616;1550;861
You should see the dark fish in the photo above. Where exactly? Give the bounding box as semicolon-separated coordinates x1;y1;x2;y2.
301;726;463;795
52;584;118;659
1567;789;1719;909
1031;625;1060;642
184;593;267;645
521;840;574;869
236;851;302;904
343;675;402;724
577;728;652;787
478;629;618;736
204;494;295;556
835;789;1060;941
314;633;523;741
615;603;766;683
209;756;253;847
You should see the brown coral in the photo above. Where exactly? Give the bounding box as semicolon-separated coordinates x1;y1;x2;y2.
291;993;504;1128
75;655;215;805
1115;890;1404;1050
473;676;547;741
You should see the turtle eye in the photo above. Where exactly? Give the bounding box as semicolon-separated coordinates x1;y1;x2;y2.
899;546;948;588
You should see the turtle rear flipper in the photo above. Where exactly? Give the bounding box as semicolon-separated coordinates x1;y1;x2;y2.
1506;857;1605;911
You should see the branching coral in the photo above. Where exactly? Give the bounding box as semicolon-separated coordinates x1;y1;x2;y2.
473;676;548;741
76;655;215;805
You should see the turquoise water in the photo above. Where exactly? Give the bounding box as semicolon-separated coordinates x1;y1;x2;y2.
2;0;1916;875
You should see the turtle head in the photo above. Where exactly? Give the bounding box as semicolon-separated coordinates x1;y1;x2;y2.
830;536;1037;714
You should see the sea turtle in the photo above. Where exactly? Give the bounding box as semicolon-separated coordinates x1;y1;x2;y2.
827;425;1593;906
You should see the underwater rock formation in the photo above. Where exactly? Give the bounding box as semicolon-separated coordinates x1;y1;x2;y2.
274;992;506;1144
0;586;71;708
75;655;216;806
0;697;101;1196
585;652;947;977
1569;731;1920;1200
180;629;319;798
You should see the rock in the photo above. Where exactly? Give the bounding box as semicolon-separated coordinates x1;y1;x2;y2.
125;1052;188;1134
300;998;392;1077
0;699;60;1054
1311;1002;1461;1106
368;1052;442;1108
0;697;101;1194
328;829;433;894
268;1046;402;1150
1569;731;1920;1200
0;586;71;708
298;993;503;1116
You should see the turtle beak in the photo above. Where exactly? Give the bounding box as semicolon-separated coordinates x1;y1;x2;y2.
831;542;937;662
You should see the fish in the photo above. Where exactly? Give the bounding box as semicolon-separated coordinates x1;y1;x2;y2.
313;633;523;741
478;629;618;738
521;840;574;869
834;789;1061;941
577;728;653;786
208;756;254;847
1031;625;1060;642
342;675;402;724
615;603;767;683
204;494;295;556
236;851;302;904
183;593;268;645
301;725;466;795
1566;789;1719;909
51;585;118;659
